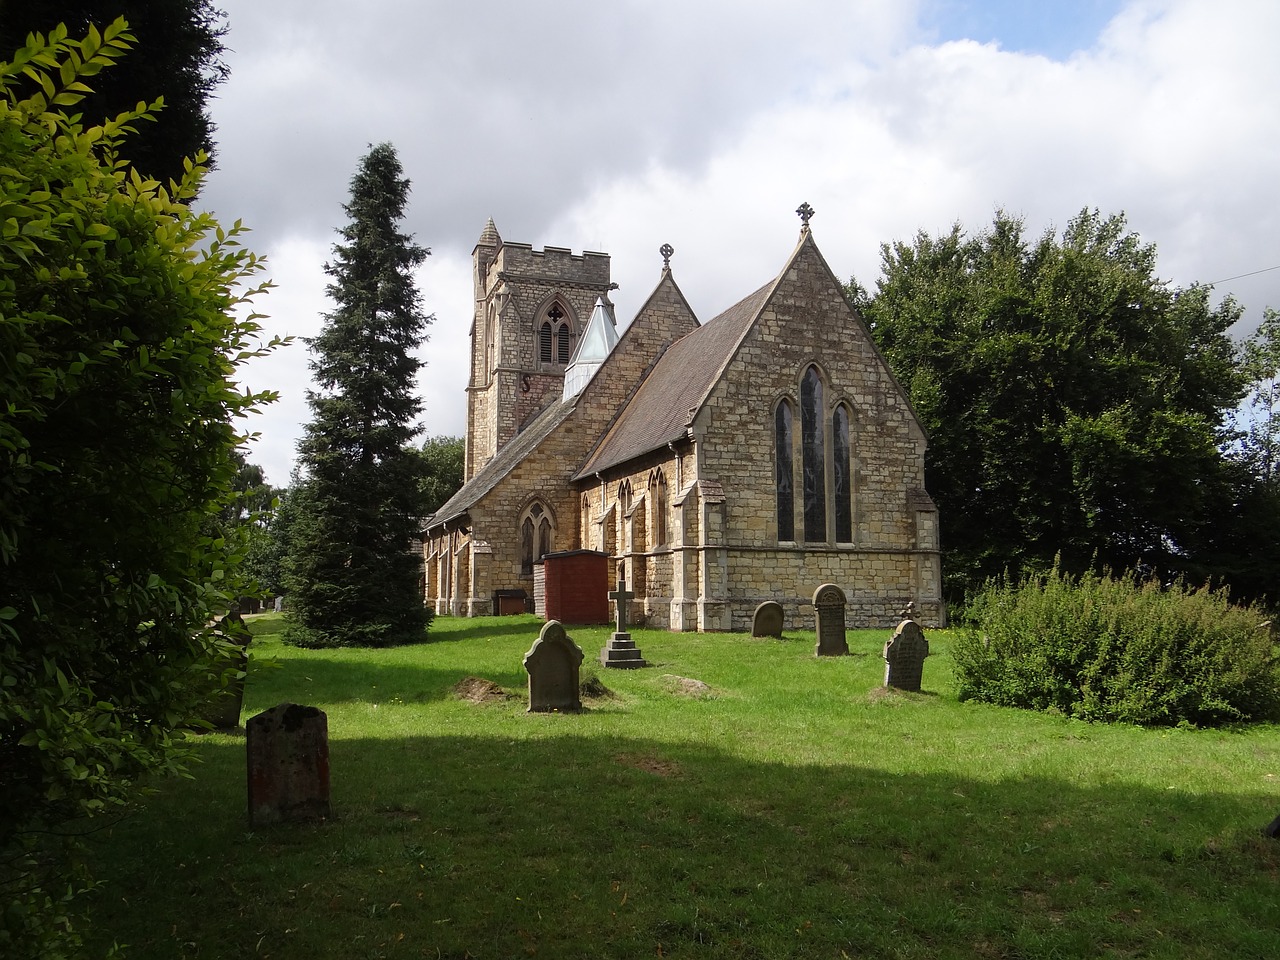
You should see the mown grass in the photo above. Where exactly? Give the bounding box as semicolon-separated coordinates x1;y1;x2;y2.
82;614;1280;959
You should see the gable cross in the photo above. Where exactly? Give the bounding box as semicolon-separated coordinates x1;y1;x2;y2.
660;243;674;269
609;576;635;634
796;202;815;229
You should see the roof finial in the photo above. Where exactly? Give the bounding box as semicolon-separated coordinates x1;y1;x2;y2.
660;242;674;270
796;202;815;231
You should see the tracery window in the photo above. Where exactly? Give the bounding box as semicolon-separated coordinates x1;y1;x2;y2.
801;365;826;542
519;501;554;575
538;301;573;367
775;399;795;541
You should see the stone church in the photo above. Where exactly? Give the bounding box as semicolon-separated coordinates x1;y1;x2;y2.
423;207;943;630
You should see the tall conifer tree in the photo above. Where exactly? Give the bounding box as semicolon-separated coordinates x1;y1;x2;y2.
286;143;432;647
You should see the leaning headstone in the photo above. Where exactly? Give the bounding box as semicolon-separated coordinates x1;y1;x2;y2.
884;617;930;691
752;600;785;638
246;703;331;826
812;583;849;656
600;575;648;668
524;620;585;711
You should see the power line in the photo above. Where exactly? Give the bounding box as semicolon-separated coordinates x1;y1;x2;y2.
1207;264;1280;285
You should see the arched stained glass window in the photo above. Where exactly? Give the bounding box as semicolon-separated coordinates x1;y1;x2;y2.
775;400;795;541
801;366;826;542
520;516;535;575
651;471;669;548
833;404;852;542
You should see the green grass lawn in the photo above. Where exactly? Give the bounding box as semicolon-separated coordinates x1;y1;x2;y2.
82;614;1280;959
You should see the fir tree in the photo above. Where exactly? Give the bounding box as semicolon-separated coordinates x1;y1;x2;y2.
285;143;432;647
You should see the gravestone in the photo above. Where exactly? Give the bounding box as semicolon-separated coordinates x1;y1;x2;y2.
600;574;648;668
812;583;849;656
246;703;331;826
883;616;930;691
752;600;785;638
524;620;585;711
196;609;250;729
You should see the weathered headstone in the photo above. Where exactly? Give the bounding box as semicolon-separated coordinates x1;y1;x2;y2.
524;620;585;711
246;703;331;826
883;617;929;691
752;600;785;638
813;583;849;656
600;574;648;668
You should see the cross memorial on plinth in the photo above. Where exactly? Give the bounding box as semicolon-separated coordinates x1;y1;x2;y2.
600;573;647;669
609;576;635;634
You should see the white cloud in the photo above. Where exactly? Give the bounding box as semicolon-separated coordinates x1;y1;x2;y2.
201;0;1280;483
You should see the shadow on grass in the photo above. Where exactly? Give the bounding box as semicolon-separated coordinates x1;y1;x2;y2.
84;731;1280;960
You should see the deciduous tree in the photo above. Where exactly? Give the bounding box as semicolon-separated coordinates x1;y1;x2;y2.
0;0;229;187
285;143;433;648
853;209;1246;604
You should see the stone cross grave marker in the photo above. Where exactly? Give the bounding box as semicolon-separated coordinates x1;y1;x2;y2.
246;703;331;826
883;616;929;691
523;620;584;711
813;583;849;656
752;600;785;638
600;573;648;668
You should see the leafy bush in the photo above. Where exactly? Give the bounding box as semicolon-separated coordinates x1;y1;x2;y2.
953;563;1280;726
0;22;279;957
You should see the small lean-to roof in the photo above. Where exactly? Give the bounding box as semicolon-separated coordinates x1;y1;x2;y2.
427;398;577;529
575;279;776;478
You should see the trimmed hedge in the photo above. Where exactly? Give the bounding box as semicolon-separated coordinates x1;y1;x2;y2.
952;564;1280;726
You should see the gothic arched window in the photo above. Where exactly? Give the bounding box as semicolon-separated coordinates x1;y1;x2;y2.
775;399;795;541
650;470;669;548
538;301;573;368
833;403;852;543
519;501;554;574
801;365;826;542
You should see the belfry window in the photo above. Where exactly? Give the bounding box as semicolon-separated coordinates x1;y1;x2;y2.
538;302;573;367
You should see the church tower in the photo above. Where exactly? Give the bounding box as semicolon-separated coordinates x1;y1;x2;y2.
464;219;613;479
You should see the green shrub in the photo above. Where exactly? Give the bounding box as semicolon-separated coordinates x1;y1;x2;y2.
0;23;279;957
953;563;1280;726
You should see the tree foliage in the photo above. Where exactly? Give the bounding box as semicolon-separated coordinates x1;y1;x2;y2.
852;209;1248;605
0;22;278;957
284;143;433;648
0;0;230;188
417;435;465;518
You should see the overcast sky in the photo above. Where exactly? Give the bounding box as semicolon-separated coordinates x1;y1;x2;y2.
193;0;1280;487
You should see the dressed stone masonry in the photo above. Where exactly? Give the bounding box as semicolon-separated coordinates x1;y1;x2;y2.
424;207;943;632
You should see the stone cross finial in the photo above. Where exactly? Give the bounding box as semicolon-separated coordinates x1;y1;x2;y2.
660;243;674;269
796;202;815;228
609;576;635;633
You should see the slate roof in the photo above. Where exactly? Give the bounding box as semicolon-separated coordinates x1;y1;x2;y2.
575;278;777;479
426;396;577;528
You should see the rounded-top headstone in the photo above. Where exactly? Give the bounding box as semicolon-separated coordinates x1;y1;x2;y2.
752;600;785;638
